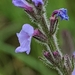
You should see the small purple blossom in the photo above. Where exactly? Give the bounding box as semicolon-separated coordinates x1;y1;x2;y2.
12;0;33;11
72;68;75;75
15;24;34;54
32;0;44;6
57;8;69;20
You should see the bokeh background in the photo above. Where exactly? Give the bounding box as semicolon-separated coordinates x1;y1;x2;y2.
0;0;75;75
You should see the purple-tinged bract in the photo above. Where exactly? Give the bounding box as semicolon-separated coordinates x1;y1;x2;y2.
12;0;33;11
32;0;44;6
57;8;69;20
15;24;34;54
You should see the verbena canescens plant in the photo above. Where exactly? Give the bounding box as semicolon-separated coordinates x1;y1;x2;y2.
12;0;75;75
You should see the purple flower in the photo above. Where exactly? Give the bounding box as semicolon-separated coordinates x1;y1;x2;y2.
72;68;75;75
12;0;33;11
57;8;69;20
32;0;44;6
15;24;34;54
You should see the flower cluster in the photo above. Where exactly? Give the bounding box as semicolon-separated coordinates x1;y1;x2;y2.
12;0;69;54
12;0;75;75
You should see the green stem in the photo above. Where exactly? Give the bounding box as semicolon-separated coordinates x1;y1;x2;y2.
39;13;56;61
52;34;62;57
41;14;56;50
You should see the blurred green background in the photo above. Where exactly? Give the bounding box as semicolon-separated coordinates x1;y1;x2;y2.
0;0;75;75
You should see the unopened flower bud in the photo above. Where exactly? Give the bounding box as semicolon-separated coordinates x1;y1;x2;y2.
53;51;61;63
43;51;55;64
50;16;58;35
33;29;47;42
44;51;50;58
53;51;59;56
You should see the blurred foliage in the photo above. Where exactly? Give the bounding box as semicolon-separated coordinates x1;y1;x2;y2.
0;0;75;75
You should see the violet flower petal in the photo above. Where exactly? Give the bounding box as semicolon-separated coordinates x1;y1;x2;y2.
12;0;27;8
57;8;69;20
15;24;34;54
32;0;44;6
12;0;33;11
15;39;31;54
